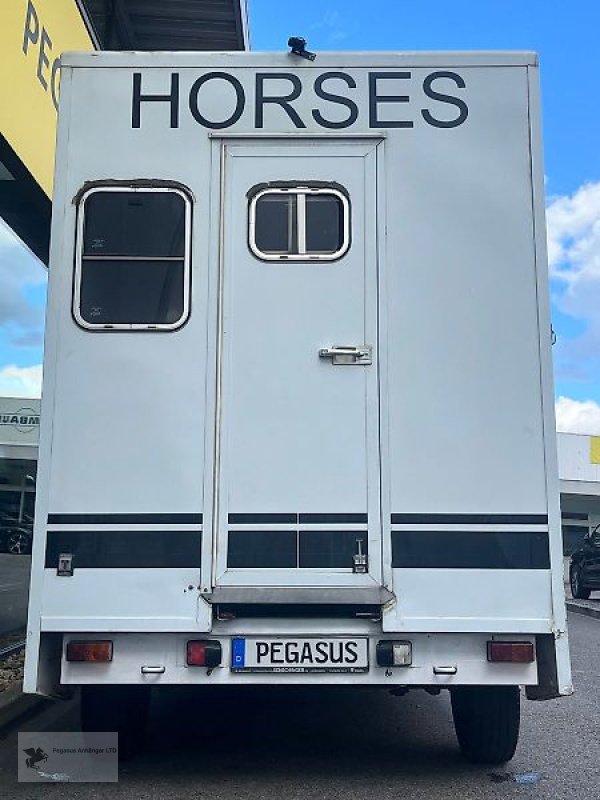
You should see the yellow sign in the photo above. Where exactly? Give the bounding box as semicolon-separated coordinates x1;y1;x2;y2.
0;0;94;197
590;436;600;465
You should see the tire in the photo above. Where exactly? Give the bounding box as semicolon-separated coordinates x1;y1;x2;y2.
451;685;520;765
570;564;591;600
80;685;150;759
7;529;32;555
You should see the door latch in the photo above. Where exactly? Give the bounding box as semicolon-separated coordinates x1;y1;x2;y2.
318;345;372;365
57;553;73;576
353;538;368;573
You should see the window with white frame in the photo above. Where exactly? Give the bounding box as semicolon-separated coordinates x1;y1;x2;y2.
74;187;191;330
249;186;350;261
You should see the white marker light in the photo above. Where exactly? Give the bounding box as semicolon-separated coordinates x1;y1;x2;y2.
376;640;412;667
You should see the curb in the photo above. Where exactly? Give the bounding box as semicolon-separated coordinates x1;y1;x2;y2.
0;684;49;734
566;601;600;621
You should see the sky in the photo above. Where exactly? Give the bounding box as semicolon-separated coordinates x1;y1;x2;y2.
1;0;600;432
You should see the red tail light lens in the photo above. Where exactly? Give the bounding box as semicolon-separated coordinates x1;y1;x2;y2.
487;641;535;663
186;640;222;667
66;640;113;662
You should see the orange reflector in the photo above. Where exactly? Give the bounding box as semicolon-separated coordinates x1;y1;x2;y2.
66;640;113;663
487;641;534;663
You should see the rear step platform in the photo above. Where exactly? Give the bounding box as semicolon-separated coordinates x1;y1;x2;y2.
204;586;395;605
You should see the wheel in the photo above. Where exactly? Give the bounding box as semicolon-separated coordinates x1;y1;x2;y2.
80;685;150;759
450;686;520;765
570;564;591;600
7;529;32;555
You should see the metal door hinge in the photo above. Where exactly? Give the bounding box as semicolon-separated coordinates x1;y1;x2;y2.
318;345;372;365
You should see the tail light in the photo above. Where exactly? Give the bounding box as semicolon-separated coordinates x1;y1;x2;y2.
487;641;535;663
66;640;113;663
186;640;222;667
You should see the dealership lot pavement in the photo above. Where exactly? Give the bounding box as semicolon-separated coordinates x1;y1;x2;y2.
0;611;597;798
565;587;600;619
0;555;30;636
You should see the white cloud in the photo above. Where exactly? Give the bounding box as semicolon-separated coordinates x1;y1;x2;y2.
0;364;43;398
555;396;600;435
546;180;600;285
546;181;600;383
0;217;47;351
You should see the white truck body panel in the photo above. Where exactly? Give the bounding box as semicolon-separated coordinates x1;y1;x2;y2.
25;51;570;697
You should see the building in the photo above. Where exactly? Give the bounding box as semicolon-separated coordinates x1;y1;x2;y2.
0;397;39;552
558;432;600;555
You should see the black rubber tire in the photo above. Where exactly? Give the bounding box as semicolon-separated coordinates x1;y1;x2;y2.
570;565;591;600
80;685;150;760
451;686;520;765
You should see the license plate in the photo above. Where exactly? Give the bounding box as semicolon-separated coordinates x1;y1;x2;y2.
231;637;369;673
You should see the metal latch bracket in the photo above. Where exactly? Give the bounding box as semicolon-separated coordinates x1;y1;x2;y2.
318;345;372;365
57;553;73;577
353;538;368;574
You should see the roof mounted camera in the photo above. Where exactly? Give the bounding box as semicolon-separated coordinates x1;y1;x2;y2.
288;36;316;61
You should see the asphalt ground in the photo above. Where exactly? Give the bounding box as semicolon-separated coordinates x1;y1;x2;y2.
0;555;30;636
0;611;597;798
565;586;600;619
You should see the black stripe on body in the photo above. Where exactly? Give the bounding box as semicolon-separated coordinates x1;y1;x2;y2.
45;530;201;568
47;513;202;525
391;530;550;569
390;513;548;526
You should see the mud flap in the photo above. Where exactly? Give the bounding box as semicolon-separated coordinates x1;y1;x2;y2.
526;634;560;700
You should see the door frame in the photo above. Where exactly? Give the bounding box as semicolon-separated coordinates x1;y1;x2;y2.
200;134;389;597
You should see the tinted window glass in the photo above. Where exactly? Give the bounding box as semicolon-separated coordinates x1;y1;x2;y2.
254;194;297;254
250;187;348;260
80;259;184;325
76;189;189;328
305;195;344;254
83;191;185;257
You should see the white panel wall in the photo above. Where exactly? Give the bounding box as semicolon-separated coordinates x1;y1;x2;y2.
558;432;600;485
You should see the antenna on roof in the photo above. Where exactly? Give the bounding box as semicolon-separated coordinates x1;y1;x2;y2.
288;37;316;61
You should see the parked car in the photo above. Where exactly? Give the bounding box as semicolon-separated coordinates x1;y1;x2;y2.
0;513;33;555
569;527;600;599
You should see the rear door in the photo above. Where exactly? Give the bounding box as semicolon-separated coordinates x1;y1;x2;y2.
212;139;382;596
